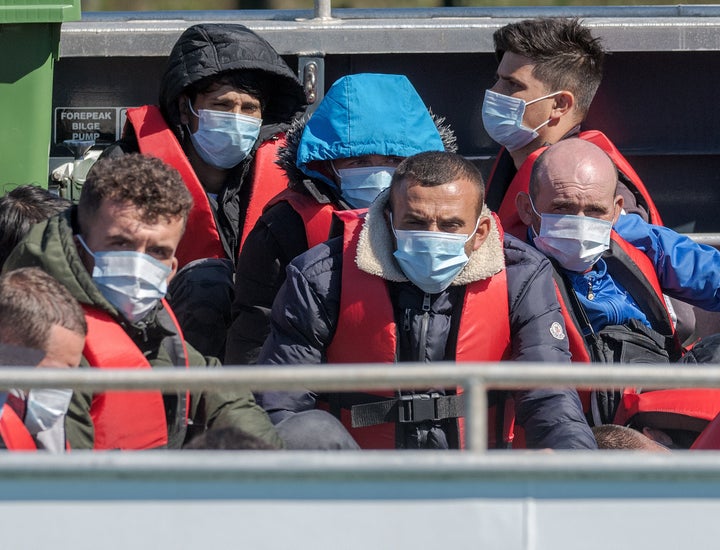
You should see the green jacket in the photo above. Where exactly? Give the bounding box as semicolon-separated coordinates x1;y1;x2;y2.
5;208;283;450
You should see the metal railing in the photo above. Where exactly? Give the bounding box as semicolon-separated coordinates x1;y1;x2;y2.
3;362;720;452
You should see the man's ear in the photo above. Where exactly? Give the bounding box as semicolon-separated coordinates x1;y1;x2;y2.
550;90;574;121
470;216;492;252
515;192;535;226
166;257;179;284
612;194;625;225
178;94;191;126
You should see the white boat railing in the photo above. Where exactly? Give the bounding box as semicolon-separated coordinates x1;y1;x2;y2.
3;362;719;451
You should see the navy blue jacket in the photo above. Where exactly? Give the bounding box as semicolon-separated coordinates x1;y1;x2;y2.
257;195;597;450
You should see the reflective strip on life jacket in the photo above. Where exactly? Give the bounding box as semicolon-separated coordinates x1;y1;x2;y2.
489;130;663;239
265;188;337;249
82;300;190;450
0;404;36;451
326;211;512;449
126;105;225;269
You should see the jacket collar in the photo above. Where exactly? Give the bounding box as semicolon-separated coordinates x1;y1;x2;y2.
355;188;505;285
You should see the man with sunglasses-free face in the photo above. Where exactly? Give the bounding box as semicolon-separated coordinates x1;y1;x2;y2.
255;151;596;451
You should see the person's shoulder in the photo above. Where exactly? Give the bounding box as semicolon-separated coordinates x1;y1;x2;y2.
288;235;344;280
260;199;306;231
614;212;651;233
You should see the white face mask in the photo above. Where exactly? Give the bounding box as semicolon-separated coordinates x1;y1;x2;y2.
334;165;396;208
187;100;262;170
481;89;561;152
24;388;73;453
77;235;172;324
529;198;612;272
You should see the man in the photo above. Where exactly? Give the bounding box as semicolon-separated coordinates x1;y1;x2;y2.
0;185;70;270
225;73;454;365
102;23;307;358
515;138;720;423
257;151;596;450
5;154;282;450
482;18;661;239
0;267;87;451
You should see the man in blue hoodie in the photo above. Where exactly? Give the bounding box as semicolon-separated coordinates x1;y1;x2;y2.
225;73;456;367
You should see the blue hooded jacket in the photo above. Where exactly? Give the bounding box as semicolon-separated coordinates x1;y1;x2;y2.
296;73;445;188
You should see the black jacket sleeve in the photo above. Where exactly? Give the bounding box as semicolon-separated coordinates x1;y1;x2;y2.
504;236;597;450
254;237;344;423
225;202;309;365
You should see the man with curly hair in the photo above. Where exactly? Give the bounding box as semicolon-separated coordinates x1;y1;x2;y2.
4;154;281;450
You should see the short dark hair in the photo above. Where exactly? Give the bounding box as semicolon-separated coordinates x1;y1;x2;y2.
493;18;604;117
0;185;70;270
0;267;87;352
390;151;485;207
78;154;193;235
592;424;668;451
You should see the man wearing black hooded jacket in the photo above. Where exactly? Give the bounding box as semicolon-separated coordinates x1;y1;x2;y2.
102;24;307;359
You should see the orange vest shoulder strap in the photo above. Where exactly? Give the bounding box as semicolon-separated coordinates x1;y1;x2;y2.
579;130;663;226
607;231;677;339
494;130;663;237
327;210;397;364
495;147;546;239
239;135;293;251
125;105;225;268
265;188;337;249
82;304;168;450
0;404;36;451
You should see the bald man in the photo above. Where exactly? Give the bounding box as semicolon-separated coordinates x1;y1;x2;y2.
515;138;720;423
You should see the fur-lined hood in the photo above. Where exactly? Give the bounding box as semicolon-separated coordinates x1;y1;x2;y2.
354;188;505;285
276;74;458;192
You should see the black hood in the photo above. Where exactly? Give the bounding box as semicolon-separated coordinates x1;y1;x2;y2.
159;23;307;137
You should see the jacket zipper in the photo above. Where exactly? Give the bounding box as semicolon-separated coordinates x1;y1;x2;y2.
418;293;431;362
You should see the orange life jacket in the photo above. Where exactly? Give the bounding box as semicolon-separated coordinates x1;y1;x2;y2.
81;300;190;450
325;210;512;449
125;105;290;265
487;130;663;239
0;403;36;451
264;188;337;249
549;231;681;417
614;387;720;449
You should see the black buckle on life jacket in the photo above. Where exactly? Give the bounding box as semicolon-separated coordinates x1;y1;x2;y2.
398;393;441;423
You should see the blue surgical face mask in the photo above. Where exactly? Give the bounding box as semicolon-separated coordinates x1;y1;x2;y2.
77;235;172;324
481;89;561;152
527;196;612;273
187;100;262;170
334;165;396;208
391;213;480;294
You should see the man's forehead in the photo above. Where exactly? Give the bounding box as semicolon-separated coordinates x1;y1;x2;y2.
538;149;616;198
497;52;542;83
395;178;480;211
